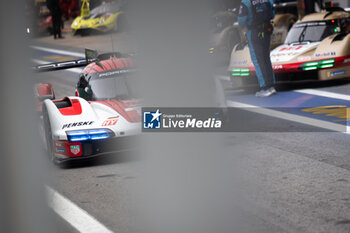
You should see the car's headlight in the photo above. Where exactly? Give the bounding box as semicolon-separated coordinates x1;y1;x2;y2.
66;128;115;142
231;68;250;77
300;59;335;71
73;21;78;27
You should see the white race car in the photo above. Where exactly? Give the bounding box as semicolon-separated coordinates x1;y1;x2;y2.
35;52;140;164
228;8;350;87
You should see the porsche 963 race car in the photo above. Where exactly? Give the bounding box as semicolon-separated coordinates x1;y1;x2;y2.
228;8;350;88
35;51;140;164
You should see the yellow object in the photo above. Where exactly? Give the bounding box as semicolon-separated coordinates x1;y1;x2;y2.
71;2;124;33
302;105;350;121
81;0;90;18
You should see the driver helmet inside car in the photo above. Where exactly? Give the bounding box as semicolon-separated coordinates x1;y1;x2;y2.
77;73;93;100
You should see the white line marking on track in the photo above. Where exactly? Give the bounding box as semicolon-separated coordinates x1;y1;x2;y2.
226;100;349;133
46;186;114;233
32;59;82;74
31;45;85;58
295;89;350;101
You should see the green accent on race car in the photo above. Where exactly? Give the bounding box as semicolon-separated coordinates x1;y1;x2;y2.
305;62;318;66
321;59;335;64
301;59;335;71
320;64;334;69
303;66;318;71
231;68;251;77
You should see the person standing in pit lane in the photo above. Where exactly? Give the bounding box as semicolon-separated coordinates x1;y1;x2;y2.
47;0;64;39
238;0;276;97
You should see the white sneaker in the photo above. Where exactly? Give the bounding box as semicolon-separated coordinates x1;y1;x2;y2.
255;87;276;97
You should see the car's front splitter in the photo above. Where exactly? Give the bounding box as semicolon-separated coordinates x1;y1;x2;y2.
53;136;139;162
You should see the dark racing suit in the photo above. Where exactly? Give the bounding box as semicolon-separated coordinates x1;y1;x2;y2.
238;0;275;88
47;0;62;39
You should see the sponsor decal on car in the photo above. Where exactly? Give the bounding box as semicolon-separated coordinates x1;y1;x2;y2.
62;121;94;129
102;116;119;126
344;58;350;63
55;148;66;154
55;141;65;147
271;43;319;62
98;69;135;77
232;60;248;65
70;145;80;155
273;65;283;70
315;52;336;58
278;45;303;52
327;70;346;77
298;56;312;61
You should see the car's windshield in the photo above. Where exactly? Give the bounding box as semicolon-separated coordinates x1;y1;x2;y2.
89;3;121;18
285;20;338;44
89;75;130;100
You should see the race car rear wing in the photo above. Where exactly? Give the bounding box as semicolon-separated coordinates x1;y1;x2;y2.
34;49;133;72
34;58;91;72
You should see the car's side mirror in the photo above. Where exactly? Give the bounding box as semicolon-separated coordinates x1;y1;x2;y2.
38;94;55;101
35;83;55;101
